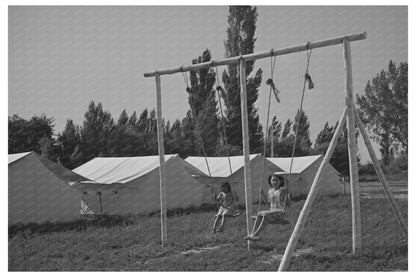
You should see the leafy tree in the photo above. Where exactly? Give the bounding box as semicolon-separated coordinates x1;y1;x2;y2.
57;119;83;169
356;60;408;164
265;115;282;157
281;119;292;139
137;109;149;132
315;122;334;146
39;136;53;157
292;109;312;155
80;101;114;161
275;135;295;157
125;111;146;156
8;114;55;155
187;49;220;156
108;109;133;157
221;5;263;153
312;121;359;176
164;119;186;157
181;111;199;157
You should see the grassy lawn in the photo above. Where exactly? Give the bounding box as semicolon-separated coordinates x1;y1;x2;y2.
9;195;407;271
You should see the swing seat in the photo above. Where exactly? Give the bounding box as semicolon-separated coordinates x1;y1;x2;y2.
214;210;241;218
251;211;289;225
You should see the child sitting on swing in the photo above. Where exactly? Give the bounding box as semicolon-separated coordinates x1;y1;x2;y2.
212;182;239;234
245;174;290;241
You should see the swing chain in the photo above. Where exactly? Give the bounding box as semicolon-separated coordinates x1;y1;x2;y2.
265;52;280;103
181;69;212;176
215;66;233;176
256;54;277;214
287;47;314;192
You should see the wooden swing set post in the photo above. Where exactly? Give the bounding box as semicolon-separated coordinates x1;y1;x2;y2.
240;58;254;250
343;38;362;254
278;107;349;271
155;74;168;247
353;106;408;236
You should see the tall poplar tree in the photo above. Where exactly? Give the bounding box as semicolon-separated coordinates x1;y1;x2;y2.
221;6;263;153
80;101;114;161
187;49;220;156
293;109;312;154
58;119;82;169
281;119;293;139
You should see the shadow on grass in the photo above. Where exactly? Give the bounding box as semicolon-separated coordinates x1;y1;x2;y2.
9;214;138;238
9;204;221;238
289;242;408;271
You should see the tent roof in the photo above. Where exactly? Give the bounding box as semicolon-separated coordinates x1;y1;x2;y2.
73;154;178;184
267;155;322;174
185;154;260;177
8;151;88;183
8;152;31;165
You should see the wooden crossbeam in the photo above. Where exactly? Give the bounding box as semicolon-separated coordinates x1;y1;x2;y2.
143;32;366;78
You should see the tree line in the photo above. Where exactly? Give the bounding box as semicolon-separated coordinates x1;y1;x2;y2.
8;6;407;176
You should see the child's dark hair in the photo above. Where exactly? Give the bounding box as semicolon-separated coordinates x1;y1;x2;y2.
268;174;286;188
268;175;273;187
220;182;232;193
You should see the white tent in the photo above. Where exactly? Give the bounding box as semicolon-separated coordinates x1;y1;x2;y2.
267;155;342;197
184;154;283;204
8;151;87;225
73;154;205;215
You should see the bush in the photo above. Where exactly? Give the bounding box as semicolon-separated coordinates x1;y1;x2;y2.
359;162;376;176
391;155;408;170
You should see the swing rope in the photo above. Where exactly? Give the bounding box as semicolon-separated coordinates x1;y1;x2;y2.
181;69;212;177
287;45;314;191
256;53;277;214
215;66;233;176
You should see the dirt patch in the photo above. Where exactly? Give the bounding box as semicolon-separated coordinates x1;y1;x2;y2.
362;193;407;199
181;244;231;255
259;248;313;264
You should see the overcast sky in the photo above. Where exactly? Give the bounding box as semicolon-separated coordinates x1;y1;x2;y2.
8;6;408;161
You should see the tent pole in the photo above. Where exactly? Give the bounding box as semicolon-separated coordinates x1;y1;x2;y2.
155;74;168;247
278;107;349;271
98;192;103;214
353;106;407;236
343;37;362;254
239;58;253;251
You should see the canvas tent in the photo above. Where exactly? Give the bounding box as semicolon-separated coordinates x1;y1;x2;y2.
73;154;205;215
267;155;342;197
8;151;87;225
184;154;283;204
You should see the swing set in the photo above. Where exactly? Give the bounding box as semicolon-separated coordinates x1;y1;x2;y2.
143;31;407;271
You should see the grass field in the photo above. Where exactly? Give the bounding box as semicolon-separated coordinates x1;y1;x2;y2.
8;189;408;271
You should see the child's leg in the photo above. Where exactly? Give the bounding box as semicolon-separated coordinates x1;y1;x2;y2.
218;215;225;229
251;215;266;237
212;215;219;233
250;215;261;235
